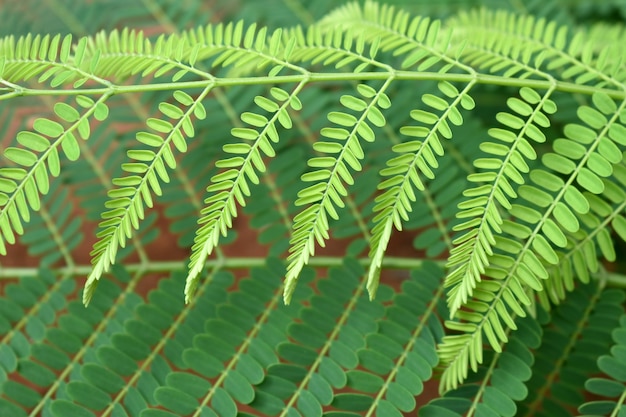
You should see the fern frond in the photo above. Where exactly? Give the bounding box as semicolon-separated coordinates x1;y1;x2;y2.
272;260;376;416
541;168;626;307
1;2;626;416
85;88;210;304
535;93;626;305
186;84;305;302
0;33;113;89
358;262;445;416
284;79;392;303
172;262;311;416
577;314;626;416
427;314;541;414
89;28;188;80
440;84;626;388
451;9;625;88
445;86;557;316
286;24;391;74
318;0;469;74
521;283;624;417
436;98;619;390
368;80;475;298
87;22;309;83
0;94;109;257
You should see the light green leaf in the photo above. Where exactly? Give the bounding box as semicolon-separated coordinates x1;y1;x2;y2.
33;119;64;138
328;112;357;127
147;118;173;133
340;95;367;111
592;92;617;115
577;167;604;194
563;185;589;214
5;148;38;167
578;105;607;129
321;127;349;140
17;132;50;153
54;102;80;122
541;218;567;248
56;133;79;161
159;102;184;119
531;234;559;264
612;216;626;242
367;107;385;127
552;202;579;233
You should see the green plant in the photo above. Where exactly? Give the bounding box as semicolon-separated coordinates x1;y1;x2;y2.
1;0;626;416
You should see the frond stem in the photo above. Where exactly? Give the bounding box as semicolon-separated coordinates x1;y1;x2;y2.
3;71;625;100
0;256;441;278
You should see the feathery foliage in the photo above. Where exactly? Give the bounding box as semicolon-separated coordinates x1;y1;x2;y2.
1;0;626;416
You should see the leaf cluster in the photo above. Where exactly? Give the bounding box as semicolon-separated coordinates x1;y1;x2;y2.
1;0;626;416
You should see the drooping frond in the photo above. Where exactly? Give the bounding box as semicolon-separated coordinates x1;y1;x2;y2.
541;163;626;308
186;84;304;301
284;78;392;303
85;88;210;304
369;80;475;298
0;94;110;257
445;86;557;316
438;90;626;389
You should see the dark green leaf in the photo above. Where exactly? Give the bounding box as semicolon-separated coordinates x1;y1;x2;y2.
155;386;198;415
67;381;112;411
332;393;373;411
50;400;96;417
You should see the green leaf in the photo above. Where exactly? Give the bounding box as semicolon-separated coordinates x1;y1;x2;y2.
1;381;40;408
552;202;579;233
5;148;38;167
531;234;559;265
59;34;72;63
385;382;416;412
340;95;367;111
541;218;567;247
585;377;625;397
17;132;50;152
578;105;607;129
577;167;604;194
328;112;357;127
563;185;589;214
54;102;80;122
346;370;384;393
210;387;237;417
66;381;111;411
147;118;173;133
159;102;184;119
592;92;617;115
33;118;64;138
333;394;374;411
613;216;626;242
50;400;95;417
224;370;254;404
146;409;187;417
155;387;198;415
598;356;626;382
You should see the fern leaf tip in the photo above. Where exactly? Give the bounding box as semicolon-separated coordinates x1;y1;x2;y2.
366;266;381;300
283;275;298;305
82;275;98;306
